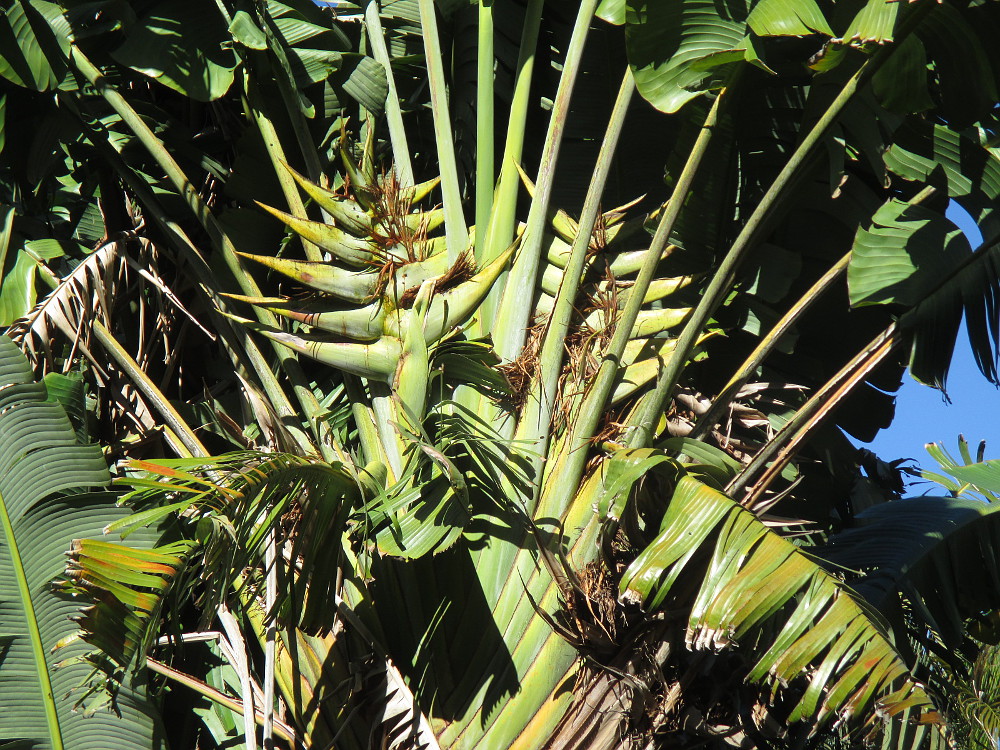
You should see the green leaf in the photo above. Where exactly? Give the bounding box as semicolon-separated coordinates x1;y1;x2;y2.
43;371;89;444
286;47;342;87
619;474;933;728
843;0;899;45
111;0;238;102
624;0;749;113
273;14;335;47
104;453;358;635
905;238;1000;390
596;0;625;25
822;494;1000;650
659;437;742;479
0;237;67;326
0;1;71;91
594;448;678;521
0;336;164;749
871;35;933;115
884;122;1000;238
339;55;389;115
746;0;832;37
848;199;971;308
228;10;267;50
917;2;998;128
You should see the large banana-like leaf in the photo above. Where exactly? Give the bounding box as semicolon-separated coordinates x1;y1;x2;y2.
619;474;933;728
0;0;71;91
110;0;238;102
821;497;1000;650
0;335;164;749
623;0;752;113
821;441;1000;650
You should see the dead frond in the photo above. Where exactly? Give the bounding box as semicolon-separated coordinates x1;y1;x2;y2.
10;241;122;373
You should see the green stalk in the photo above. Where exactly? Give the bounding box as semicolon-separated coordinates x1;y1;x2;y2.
69;46;338;459
474;1;495;259
253;6;326;188
262;535;277;749
690;185;938;442
731;219;1000;504
342;377;388;475
538;85;730;519
454;80;732;750
417;0;469;261
692;252;851;442
518;70;636;509
0;491;63;750
365;1;414;187
471;0;543;333
491;0;599;363
625;0;939;449
242;72;323;262
468;69;635;602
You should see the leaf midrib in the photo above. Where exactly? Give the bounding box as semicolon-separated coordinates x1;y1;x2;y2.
0;488;63;750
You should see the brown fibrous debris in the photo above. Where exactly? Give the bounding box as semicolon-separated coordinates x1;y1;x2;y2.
498;317;547;410
560;560;623;649
396;250;476;309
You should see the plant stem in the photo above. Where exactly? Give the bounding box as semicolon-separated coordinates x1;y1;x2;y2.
219;605;257;750
145;658;298;745
540;84;731;518
93;321;211;458
690;185;938;442
472;0;543;331
366;2;414;187
242;72;323;262
31;254;210;458
732;220;1000;504
491;0;599;363
253;9;327;189
57;93;300;435
727;324;902;505
474;1;495;262
520;69;636;509
417;0;468;261
263;534;277;749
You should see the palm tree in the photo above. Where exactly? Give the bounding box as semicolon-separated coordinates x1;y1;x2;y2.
3;0;1000;748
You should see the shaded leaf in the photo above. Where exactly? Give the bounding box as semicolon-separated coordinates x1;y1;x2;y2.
871;35;933;115
0;0;71;91
111;0;238;102
824;497;1000;640
340;54;389;115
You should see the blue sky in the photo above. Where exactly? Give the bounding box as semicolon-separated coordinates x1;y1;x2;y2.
860;204;998;468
